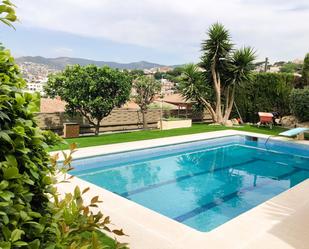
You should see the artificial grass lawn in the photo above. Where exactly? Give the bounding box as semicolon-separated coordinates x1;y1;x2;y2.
81;231;125;249
51;124;291;151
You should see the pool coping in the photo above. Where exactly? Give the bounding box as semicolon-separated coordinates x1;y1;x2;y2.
54;130;309;249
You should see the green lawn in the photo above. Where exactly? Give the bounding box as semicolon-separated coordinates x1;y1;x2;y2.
81;231;126;249
51;124;291;151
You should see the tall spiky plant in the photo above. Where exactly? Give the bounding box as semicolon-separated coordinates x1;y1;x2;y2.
181;23;256;124
200;23;233;123
222;47;256;122
178;64;216;121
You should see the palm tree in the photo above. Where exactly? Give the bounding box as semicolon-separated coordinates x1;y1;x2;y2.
178;64;216;121
222;47;256;123
181;23;256;124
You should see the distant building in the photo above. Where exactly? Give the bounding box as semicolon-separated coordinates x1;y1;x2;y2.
160;79;176;95
17;61;58;95
143;66;173;75
268;65;281;73
292;59;304;65
25;82;46;95
157;66;173;73
143;69;153;75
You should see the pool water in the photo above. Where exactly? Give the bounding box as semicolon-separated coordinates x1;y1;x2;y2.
71;135;309;232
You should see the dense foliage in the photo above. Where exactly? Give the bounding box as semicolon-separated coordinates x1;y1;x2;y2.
280;62;302;74
235;73;295;122
0;48;127;249
45;65;132;135
153;67;183;83
302;53;309;86
126;69;144;78
0;46;50;249
290;87;309;122
132;76;161;129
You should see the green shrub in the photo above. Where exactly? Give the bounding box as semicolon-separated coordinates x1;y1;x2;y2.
0;48;126;249
290;87;309;122
302;53;309;86
0;47;51;248
235;72;295;122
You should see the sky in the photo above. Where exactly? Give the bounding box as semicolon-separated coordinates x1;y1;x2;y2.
1;0;309;65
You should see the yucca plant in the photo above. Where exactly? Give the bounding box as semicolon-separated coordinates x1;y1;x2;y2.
181;23;256;124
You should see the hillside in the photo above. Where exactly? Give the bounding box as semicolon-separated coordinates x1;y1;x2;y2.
16;56;166;70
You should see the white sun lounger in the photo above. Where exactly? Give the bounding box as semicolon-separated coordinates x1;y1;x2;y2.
279;127;309;140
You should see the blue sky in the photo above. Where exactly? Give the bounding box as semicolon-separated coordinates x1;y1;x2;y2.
1;25;185;64
1;0;309;65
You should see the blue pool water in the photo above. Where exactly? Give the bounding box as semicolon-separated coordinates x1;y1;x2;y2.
71;135;309;232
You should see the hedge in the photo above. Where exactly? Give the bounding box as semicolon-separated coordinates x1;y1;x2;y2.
290;87;309;122
234;73;295;122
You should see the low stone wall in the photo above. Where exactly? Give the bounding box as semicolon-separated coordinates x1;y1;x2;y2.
159;119;192;130
35;108;212;135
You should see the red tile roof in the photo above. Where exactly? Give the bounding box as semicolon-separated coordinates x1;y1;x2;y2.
40;98;66;113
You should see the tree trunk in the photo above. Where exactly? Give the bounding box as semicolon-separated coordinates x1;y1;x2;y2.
214;85;223;124
224;85;230;117
211;65;223;124
94;125;100;136
199;96;217;123
223;84;236;123
94;120;101;136
142;110;148;129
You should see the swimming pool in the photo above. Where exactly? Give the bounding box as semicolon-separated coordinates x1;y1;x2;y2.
71;135;309;232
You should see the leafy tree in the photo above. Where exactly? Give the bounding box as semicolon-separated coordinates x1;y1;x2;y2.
167;67;183;77
181;23;255;124
154;71;165;80
165;67;183;83
302;53;309;86
154;68;183;82
0;0;17;29
45;65;132;135
280;62;302;74
128;69;144;78
132;76;161;129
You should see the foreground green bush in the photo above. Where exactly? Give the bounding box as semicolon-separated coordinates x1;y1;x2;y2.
0;48;126;248
290;87;309;122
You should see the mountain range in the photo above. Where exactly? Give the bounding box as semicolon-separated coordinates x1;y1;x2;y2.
16;56;168;70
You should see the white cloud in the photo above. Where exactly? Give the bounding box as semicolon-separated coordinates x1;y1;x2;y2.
53;47;73;57
14;0;309;62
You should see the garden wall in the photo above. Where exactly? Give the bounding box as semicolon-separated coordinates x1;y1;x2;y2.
35;108;212;135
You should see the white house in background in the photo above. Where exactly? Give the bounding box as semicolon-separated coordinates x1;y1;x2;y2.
23;76;48;95
25;82;46;95
160;79;176;95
